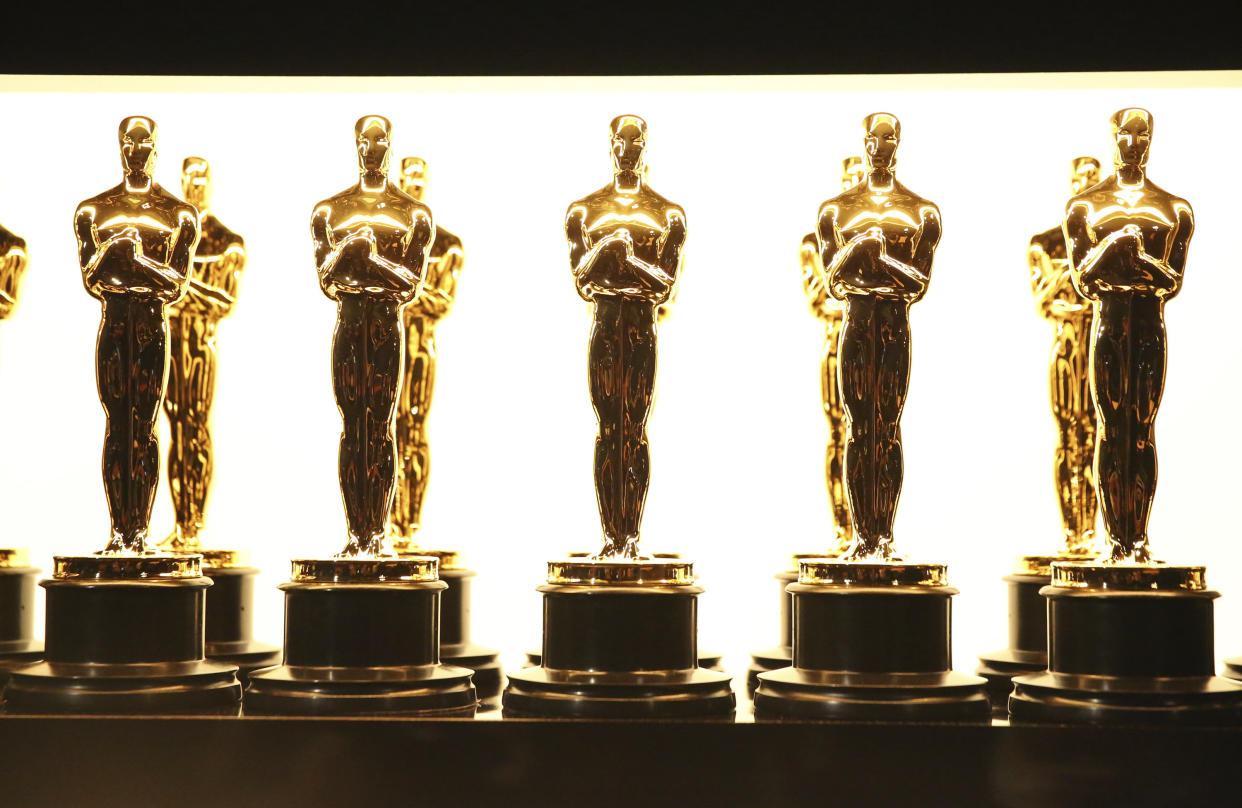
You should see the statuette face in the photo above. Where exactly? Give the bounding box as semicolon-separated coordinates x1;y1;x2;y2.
311;116;432;558
565;115;687;560
816;113;942;561
1064;108;1193;564
75;116;201;555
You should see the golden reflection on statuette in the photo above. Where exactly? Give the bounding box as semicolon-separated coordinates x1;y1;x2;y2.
565;115;687;560
0;214;28;323
1028;157;1101;557
1064;108;1192;564
387;156;464;553
800;156;865;554
76;117;200;555
312;116;431;558
816;114;941;561
159;157;246;553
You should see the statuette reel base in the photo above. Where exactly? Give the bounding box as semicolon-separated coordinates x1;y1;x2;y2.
976;558;1070;717
754;561;989;723
504;560;734;719
1010;563;1242;725
434;562;502;707
0;557;42;687
3;554;242;715
199;557;280;685
245;557;476;717
747;568;798;696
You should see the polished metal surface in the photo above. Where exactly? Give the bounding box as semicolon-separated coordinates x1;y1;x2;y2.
799;156;865;555
0;214;28;322
0;547;30;568
565;115;686;560
545;558;695;586
160;157;246;555
53;553;203;580
1029;157;1102;557
288;555;440;583
816;113;941;561
1051;560;1206;591
1065;108;1193;564
388;156;465;553
797;558;948;587
311;116;432;558
75;116;200;555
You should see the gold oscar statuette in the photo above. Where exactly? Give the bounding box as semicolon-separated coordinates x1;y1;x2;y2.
503;115;734;719
1011;109;1242;725
3;116;242;715
754;114;988;722
976;156;1106;712
156;156;278;681
748;156;865;695
244;116;476;717
383;155;501;706
0;217;40;685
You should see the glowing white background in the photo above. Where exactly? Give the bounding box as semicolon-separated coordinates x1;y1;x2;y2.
0;74;1239;684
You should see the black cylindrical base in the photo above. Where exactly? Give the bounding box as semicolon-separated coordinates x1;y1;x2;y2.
0;566;42;689
3;577;241;715
504;584;734;719
976;573;1048;717
747;569;797;696
439;567;501;706
204;566;279;685
245;580;476;717
754;584;989;723
1010;586;1242;725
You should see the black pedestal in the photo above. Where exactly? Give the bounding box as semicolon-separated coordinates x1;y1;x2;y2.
0;564;42;689
245;574;476;717
438;567;502;707
976;572;1048;717
504;583;735;719
203;565;279;685
3;566;242;715
747;569;797;697
754;582;989;722
1010;584;1242;725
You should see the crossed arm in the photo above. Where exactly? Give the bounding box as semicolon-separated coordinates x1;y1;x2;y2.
312;206;429;299
1065;202;1191;298
565;206;684;302
76;205;198;299
818;204;937;301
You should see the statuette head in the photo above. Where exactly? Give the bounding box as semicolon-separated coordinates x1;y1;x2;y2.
399;156;428;200
181;156;212;210
1069;156;1101;195
841;156;865;190
119;116;157;179
1110;108;1152;169
610;114;648;179
355;115;392;175
863;113;900;171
